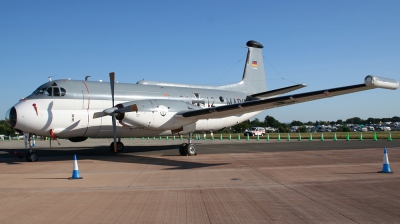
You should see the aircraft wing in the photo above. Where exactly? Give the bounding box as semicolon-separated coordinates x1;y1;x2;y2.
177;76;398;120
250;84;307;99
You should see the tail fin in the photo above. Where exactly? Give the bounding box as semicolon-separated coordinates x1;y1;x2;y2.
218;40;267;94
241;40;267;94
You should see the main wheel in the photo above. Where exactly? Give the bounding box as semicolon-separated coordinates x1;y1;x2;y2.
186;143;196;156
179;143;188;156
26;151;38;162
110;142;116;151
110;142;124;152
117;142;124;152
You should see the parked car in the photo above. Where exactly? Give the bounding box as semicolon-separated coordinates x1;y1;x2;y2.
244;127;266;136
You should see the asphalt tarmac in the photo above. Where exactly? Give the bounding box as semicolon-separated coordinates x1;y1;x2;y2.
1;137;399;160
0;138;399;223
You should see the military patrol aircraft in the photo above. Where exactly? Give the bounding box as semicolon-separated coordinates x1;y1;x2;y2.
5;40;399;161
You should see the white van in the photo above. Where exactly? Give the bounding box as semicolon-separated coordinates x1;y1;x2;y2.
244;127;266;136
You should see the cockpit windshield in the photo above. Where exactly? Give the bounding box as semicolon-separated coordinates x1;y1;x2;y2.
33;87;66;96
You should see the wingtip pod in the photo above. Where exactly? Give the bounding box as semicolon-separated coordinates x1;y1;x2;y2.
364;75;399;90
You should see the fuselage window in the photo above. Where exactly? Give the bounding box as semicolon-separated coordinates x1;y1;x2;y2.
60;88;66;96
53;87;60;96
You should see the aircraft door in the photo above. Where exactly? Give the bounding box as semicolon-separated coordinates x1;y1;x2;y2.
70;82;100;137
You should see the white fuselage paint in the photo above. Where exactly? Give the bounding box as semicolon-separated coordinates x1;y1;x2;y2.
13;97;261;138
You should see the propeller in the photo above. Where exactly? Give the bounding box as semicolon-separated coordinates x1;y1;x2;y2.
91;72;138;152
109;72;118;153
93;104;138;119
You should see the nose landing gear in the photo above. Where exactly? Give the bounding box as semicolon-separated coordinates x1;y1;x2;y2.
26;150;38;162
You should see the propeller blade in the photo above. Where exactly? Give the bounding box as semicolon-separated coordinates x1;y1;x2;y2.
94;104;137;119
109;72;117;153
109;72;115;107
103;107;118;115
93;112;106;119
115;104;139;113
112;116;117;152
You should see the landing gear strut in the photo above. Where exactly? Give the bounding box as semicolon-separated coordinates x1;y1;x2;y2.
179;132;197;156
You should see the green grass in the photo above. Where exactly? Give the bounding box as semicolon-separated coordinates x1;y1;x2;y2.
171;132;399;140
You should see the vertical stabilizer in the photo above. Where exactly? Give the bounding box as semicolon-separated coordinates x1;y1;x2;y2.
242;40;267;93
218;40;267;94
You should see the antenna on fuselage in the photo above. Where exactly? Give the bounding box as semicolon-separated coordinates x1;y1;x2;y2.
85;76;91;81
48;76;57;82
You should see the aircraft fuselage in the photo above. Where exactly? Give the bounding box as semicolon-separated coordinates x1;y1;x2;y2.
6;79;259;138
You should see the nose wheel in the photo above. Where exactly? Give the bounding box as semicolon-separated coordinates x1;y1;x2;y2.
26;150;38;162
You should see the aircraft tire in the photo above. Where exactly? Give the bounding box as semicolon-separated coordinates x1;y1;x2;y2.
110;142;125;152
117;142;124;152
179;143;188;156
186;144;196;156
26;151;38;162
110;142;116;152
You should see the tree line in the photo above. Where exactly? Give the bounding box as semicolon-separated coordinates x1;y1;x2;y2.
231;116;400;133
0;120;15;136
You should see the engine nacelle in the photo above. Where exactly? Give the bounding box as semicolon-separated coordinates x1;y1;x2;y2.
117;99;197;131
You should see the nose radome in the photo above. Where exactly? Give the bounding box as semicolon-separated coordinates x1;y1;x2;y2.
5;107;17;128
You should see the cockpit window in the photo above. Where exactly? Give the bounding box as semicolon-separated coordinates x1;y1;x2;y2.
32;87;40;94
35;88;47;95
45;87;53;96
53;87;60;96
33;86;66;97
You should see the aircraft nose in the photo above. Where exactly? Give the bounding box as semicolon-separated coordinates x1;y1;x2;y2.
5;107;17;128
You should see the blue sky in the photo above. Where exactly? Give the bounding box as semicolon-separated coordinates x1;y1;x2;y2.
1;0;399;123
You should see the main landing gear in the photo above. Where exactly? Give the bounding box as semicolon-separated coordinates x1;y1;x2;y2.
110;138;124;152
179;132;197;156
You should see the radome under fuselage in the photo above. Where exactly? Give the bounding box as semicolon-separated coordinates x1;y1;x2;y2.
7;79;260;139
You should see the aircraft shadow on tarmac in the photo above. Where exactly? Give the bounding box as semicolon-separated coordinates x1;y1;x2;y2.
0;144;229;170
1;140;399;168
